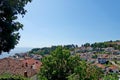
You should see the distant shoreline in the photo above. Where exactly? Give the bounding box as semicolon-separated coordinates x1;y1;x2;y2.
0;47;32;59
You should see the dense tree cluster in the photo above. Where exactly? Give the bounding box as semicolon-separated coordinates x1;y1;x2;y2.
103;73;118;80
0;74;28;80
30;40;120;56
0;0;32;53
38;46;103;80
82;40;120;50
29;45;78;56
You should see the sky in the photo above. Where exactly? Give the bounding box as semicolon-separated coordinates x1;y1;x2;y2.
17;0;120;48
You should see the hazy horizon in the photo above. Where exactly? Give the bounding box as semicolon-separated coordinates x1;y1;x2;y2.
0;39;119;59
0;47;32;59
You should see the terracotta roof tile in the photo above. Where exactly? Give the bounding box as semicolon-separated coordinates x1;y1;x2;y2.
95;63;105;69
109;65;118;70
0;58;42;77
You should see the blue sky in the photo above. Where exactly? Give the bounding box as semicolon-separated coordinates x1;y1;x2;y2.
17;0;120;48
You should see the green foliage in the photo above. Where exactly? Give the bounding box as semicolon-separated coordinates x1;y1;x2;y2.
38;46;103;80
29;45;77;56
30;48;40;53
103;73;118;80
91;40;120;50
83;43;90;47
0;73;28;80
0;0;32;53
68;64;103;80
92;54;98;59
64;44;78;50
29;47;52;56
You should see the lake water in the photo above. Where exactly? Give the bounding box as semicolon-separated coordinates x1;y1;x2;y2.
0;47;32;59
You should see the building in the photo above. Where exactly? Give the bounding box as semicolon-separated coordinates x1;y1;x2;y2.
0;58;42;77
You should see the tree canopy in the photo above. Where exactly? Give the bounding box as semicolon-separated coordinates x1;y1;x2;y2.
103;73;118;80
29;45;78;56
0;73;28;80
38;46;103;80
0;0;32;53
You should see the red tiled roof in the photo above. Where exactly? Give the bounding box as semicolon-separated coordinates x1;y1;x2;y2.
21;58;42;71
109;65;118;70
0;58;42;77
95;63;105;69
102;54;109;58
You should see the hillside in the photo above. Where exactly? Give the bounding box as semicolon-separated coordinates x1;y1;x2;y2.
29;40;120;55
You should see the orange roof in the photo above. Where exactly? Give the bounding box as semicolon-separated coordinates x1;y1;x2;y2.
102;54;109;58
109;65;118;70
96;64;105;69
22;58;38;65
0;58;42;77
21;58;42;71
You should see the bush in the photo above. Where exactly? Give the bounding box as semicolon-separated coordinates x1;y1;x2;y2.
0;74;28;80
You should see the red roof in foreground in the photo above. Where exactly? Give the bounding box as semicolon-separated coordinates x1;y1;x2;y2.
0;58;42;77
21;58;42;71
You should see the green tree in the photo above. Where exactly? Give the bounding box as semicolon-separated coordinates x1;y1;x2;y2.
0;0;32;53
0;73;28;80
92;54;98;59
68;64;103;80
103;73;118;80
38;46;103;80
83;43;90;47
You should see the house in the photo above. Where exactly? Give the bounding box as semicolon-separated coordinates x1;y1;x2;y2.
14;53;28;58
114;55;120;60
0;58;42;77
29;54;43;60
80;53;89;61
113;50;120;55
95;63;106;71
21;58;42;72
104;47;114;52
86;47;93;51
74;48;81;53
98;54;109;64
98;58;108;64
108;65;119;73
88;58;97;63
80;52;94;61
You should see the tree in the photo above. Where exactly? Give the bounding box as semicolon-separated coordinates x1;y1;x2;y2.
83;43;90;47
0;73;28;80
38;46;103;80
68;65;103;80
0;0;32;53
103;73;118;80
